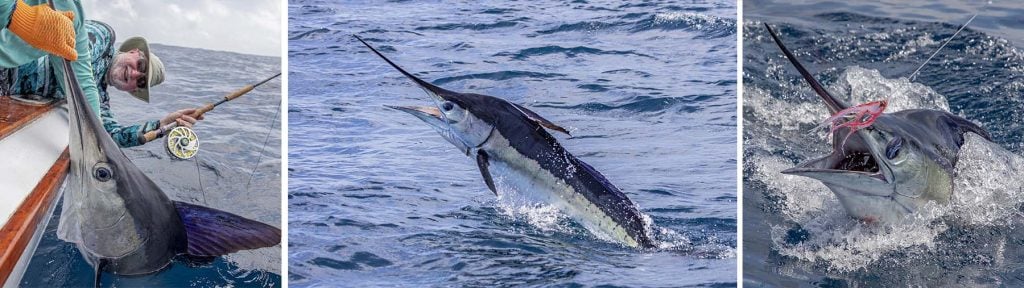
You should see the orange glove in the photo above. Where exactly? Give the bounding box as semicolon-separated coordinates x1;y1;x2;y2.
7;0;78;61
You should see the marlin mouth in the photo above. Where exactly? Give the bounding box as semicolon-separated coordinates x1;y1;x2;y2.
385;105;441;119
836;150;879;173
833;129;882;174
781;128;889;184
385;105;457;125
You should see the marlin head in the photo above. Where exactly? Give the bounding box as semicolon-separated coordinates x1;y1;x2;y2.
62;59;188;274
354;35;500;156
765;23;991;224
384;104;490;156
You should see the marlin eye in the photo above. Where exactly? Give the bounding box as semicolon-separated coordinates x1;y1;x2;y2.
886;136;903;159
441;102;454;111
93;163;114;182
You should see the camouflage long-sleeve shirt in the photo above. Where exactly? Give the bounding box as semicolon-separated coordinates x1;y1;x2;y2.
9;20;159;147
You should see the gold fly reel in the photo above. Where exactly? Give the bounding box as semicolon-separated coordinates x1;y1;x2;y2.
165;126;199;160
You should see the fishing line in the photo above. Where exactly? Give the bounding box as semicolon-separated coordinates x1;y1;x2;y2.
909;1;992;81
194;156;207;205
245;98;281;192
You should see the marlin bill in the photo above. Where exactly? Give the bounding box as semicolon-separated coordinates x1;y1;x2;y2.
355;36;656;248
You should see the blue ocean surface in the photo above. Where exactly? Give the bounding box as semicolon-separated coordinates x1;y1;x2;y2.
288;0;737;287
744;0;1024;286
19;44;283;287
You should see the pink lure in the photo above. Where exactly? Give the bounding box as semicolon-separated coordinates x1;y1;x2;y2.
815;100;888;149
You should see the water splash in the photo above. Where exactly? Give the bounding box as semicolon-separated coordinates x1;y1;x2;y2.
493;179;707;253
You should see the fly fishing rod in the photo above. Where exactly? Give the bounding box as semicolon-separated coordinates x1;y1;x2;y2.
142;73;281;160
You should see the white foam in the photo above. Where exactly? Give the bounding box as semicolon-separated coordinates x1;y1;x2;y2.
495;199;573;234
830;67;950;112
743;85;825;131
491;175;714;254
652;12;732;31
948;133;1024;226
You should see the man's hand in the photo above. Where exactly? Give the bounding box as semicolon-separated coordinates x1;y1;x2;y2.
7;0;77;61
160;108;205;128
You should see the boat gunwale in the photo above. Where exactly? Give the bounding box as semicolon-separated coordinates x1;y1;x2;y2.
0;149;69;286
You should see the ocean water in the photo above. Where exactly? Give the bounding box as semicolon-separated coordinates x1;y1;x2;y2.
743;1;1024;286
19;44;283;287
288;0;737;286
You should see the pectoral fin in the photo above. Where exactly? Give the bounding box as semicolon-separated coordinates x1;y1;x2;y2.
512;103;571;136
476;151;497;195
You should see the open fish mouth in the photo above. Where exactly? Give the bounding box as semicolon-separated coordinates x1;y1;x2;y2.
835;150;880;174
781;129;889;183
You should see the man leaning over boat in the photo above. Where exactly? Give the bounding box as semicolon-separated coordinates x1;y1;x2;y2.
1;0;201;147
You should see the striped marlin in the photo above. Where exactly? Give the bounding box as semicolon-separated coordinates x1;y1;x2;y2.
764;24;992;224
355;36;655;248
54;48;280;285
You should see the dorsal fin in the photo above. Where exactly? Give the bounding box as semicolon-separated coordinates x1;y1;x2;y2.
353;35;455;99
946;113;992;141
511;103;571;136
764;23;848;114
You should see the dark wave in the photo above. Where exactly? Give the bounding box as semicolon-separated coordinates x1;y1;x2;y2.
358;28;425;37
415;18;530;31
647;206;698;213
309;252;393;271
296;5;335;16
535;95;717;113
480;8;520;15
602;68;653;78
331;217;399;230
577;84;610;92
664;5;712;12
289;27;330;40
534;21;621;35
494;45;654;60
533;13;736;38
